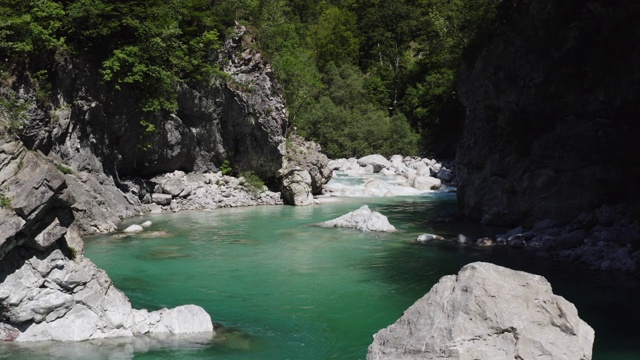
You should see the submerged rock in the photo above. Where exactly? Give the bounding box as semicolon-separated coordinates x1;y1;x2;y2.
416;234;445;244
367;262;594;360
320;205;396;232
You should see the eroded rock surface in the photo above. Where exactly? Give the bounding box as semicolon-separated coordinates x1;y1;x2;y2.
0;144;213;342
283;134;332;196
281;168;314;206
367;262;594;360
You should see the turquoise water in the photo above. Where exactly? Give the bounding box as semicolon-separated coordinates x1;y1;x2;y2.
2;193;639;359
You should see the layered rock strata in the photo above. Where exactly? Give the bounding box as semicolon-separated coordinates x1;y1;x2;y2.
368;262;594;360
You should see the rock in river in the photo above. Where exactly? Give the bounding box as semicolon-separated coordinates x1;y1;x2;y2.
367;262;594;360
320;205;396;232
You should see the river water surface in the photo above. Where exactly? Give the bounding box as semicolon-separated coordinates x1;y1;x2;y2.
2;176;639;359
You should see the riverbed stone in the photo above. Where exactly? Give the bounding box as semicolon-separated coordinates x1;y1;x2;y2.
320;205;396;232
281;167;314;206
152;193;172;206
412;176;442;190
123;225;144;233
357;155;391;173
416;234;445;244
367;262;594;360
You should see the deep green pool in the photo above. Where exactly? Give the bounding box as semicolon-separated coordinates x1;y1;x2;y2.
2;194;639;359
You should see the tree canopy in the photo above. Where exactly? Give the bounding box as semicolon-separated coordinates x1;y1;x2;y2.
0;0;500;158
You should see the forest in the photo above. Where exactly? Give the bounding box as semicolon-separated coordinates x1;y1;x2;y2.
0;0;500;158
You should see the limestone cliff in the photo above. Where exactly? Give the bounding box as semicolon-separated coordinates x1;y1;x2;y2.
456;0;640;226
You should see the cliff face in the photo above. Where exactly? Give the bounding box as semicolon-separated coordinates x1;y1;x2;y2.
0;25;289;342
456;0;640;226
18;25;286;186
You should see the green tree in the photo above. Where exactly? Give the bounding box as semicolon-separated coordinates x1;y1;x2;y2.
308;6;360;70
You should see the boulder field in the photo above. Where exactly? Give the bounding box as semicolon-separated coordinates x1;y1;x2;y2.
326;155;454;197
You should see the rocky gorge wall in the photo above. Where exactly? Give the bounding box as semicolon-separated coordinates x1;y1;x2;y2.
456;0;640;226
0;141;213;341
18;25;287;188
0;24;313;343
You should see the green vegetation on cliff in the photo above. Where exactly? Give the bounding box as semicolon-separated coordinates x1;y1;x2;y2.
0;0;223;113
249;0;500;158
0;0;499;157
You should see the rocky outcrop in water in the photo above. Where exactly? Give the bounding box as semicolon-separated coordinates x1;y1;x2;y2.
320;205;396;232
456;0;640;226
281;134;331;205
491;205;640;273
368;262;594;360
0;144;213;342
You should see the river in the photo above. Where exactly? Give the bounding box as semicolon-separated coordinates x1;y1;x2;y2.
1;175;639;359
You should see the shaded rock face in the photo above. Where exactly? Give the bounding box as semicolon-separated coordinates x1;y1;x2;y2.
368;262;594;360
456;0;640;226
15;24;286;185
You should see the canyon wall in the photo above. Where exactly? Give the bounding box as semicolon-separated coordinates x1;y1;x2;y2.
456;0;640;226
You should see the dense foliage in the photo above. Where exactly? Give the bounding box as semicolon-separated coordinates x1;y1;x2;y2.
0;0;500;158
0;0;223;113
243;0;501;158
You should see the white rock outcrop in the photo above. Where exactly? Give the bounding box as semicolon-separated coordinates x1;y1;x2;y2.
367;262;595;360
320;205;396;232
281;167;314;206
123;225;144;233
0;247;215;342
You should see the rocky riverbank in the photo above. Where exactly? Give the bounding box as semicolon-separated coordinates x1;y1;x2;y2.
0;142;214;342
417;203;640;274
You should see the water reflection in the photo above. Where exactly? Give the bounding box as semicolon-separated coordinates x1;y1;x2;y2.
0;332;214;360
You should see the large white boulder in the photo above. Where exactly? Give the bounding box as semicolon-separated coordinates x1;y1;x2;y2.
412;176;442;190
281;168;314;206
358;155;391;173
367;262;595;360
320;205;396;232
